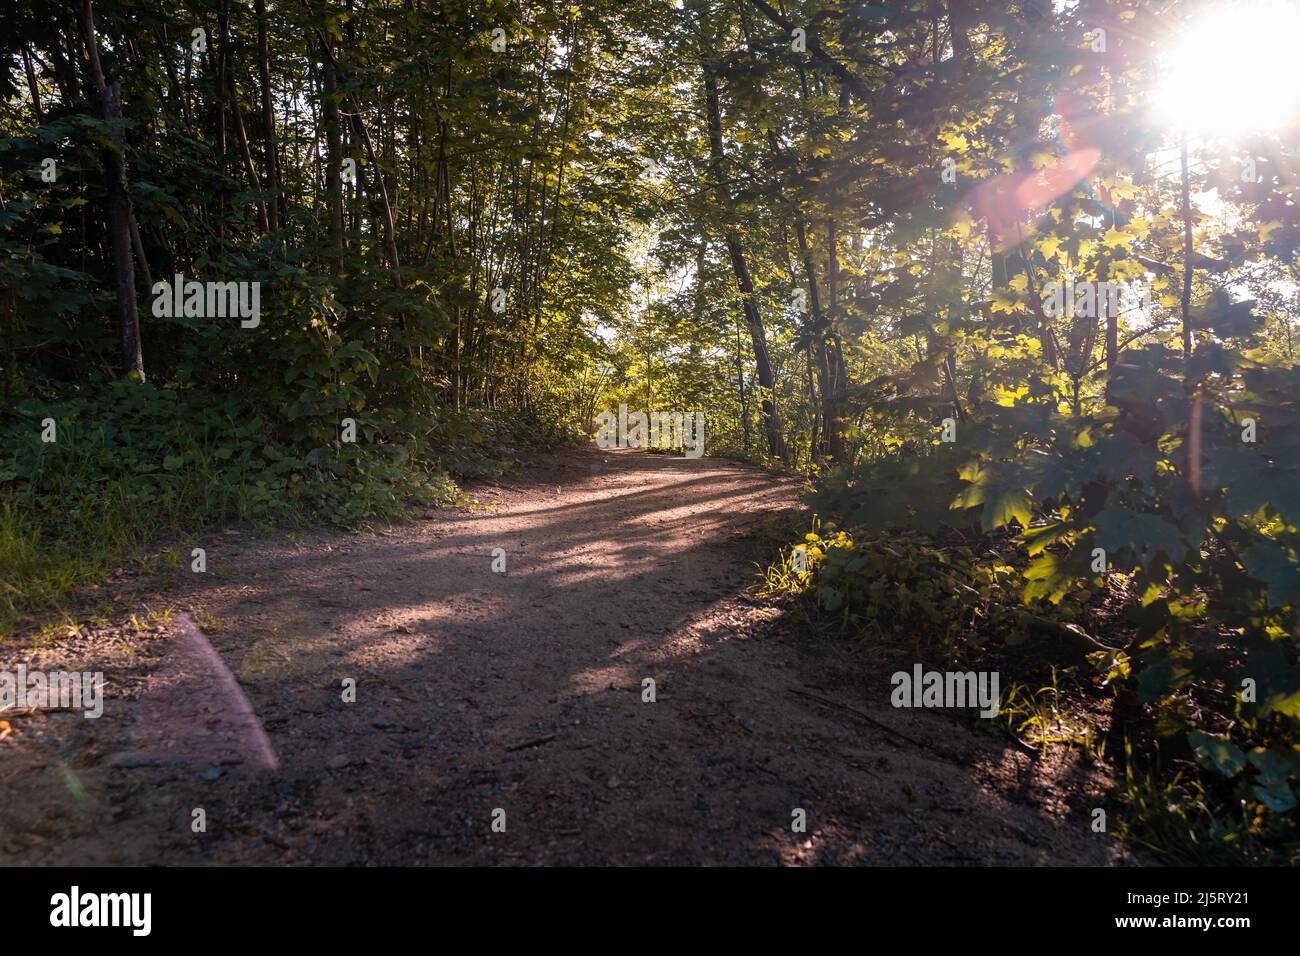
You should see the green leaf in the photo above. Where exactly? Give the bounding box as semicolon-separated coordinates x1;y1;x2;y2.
816;585;842;612
1023;552;1072;604
1093;507;1187;567
1252;782;1296;813
1187;731;1246;777
950;462;1033;531
1262;688;1300;720
1242;542;1300;608
1137;656;1176;702
1248;748;1298;810
1020;521;1069;556
982;487;1033;532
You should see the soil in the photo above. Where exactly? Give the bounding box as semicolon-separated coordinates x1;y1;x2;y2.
0;447;1139;865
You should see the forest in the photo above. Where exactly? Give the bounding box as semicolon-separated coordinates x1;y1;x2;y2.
1;0;1298;869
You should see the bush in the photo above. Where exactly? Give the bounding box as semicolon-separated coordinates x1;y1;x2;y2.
778;316;1300;862
0;376;478;637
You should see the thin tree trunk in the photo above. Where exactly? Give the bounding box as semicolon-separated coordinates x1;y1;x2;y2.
128;211;152;291
1180;134;1201;493
1106;298;1119;369
1180;136;1194;363
214;1;230;240
825;219;849;451
737;319;750;454
152;25;194;134
702;66;786;462
79;0;143;379
317;30;399;282
228;74;269;232
319;32;344;270
349;104;400;280
255;0;279;231
22;45;44;125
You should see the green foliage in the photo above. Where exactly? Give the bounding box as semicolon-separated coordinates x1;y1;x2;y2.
788;323;1300;860
0;377;477;636
761;525;1021;650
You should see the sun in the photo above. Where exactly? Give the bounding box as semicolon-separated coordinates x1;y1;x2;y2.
1152;1;1300;136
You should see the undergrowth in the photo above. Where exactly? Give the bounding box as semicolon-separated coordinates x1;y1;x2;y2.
761;521;1300;865
0;376;570;639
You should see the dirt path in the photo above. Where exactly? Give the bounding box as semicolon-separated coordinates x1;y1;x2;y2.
1;448;1136;865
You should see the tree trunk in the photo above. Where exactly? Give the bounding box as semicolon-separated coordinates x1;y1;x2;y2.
22;45;44;125
1180;136;1194;363
79;0;143;379
228;74;269;232
319;32;345;269
348;101;400;281
702;66;786;462
255;0;279;231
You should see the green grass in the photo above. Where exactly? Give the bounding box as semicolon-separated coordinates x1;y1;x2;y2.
998;672;1106;759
